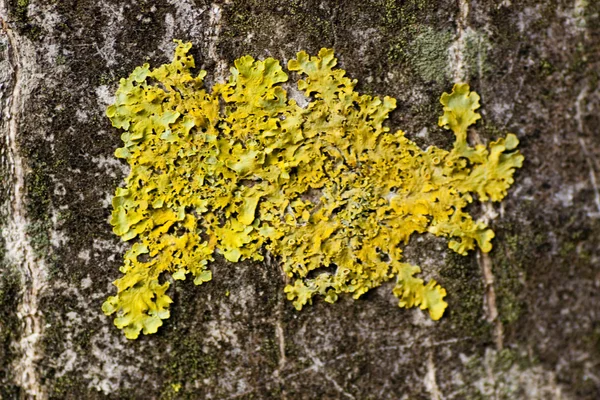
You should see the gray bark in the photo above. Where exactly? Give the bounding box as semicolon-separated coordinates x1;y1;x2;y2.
0;0;599;398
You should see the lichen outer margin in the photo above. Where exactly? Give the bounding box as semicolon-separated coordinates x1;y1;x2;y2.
103;40;523;339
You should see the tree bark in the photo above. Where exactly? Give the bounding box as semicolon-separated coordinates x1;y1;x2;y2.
1;0;599;398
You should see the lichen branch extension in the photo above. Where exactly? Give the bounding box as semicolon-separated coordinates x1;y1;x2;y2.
102;41;523;339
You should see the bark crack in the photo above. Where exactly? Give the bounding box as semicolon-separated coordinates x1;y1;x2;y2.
469;130;504;351
449;0;470;83
477;238;504;351
424;351;444;400
578;138;600;217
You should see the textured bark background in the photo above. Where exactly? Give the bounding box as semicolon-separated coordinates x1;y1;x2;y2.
0;0;599;399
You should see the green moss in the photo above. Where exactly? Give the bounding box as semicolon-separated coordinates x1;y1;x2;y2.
383;0;445;83
103;41;523;339
0;264;22;396
159;337;219;399
457;348;547;399
407;27;453;83
21;156;59;280
14;0;29;21
55;54;66;66
50;375;76;398
383;0;431;30
463;31;492;80
490;235;524;325
26;219;51;258
538;59;555;77
440;251;489;341
98;73;117;86
24;160;52;229
8;0;43;40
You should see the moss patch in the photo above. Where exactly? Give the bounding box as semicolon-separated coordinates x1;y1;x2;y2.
407;27;454;83
0;264;22;398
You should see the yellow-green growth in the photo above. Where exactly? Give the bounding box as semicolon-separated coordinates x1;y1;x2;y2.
103;40;523;339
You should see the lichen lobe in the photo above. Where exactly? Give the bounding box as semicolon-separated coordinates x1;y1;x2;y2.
103;41;523;339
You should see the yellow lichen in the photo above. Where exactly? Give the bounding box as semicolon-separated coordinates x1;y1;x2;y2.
103;41;523;339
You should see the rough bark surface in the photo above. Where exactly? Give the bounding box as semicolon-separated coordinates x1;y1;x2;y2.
0;0;599;399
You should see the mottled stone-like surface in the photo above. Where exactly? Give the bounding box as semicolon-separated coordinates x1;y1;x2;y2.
0;0;599;398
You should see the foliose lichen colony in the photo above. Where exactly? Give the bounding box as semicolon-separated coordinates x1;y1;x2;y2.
103;41;523;339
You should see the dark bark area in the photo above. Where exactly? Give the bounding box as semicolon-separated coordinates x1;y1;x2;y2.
0;0;599;398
